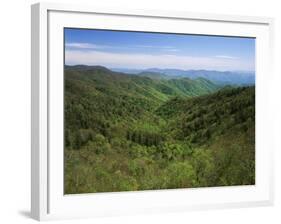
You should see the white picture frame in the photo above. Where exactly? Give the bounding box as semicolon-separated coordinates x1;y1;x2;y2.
31;2;274;221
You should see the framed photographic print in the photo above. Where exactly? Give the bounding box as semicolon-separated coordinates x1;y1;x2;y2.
31;2;274;221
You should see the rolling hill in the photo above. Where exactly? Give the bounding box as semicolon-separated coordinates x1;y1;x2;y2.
64;65;220;115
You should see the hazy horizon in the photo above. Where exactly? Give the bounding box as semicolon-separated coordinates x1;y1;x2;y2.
65;28;255;72
65;64;255;74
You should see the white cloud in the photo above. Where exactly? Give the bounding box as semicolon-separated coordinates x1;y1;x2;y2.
215;55;238;59
134;45;173;49
163;48;180;52
66;42;180;52
65;43;107;49
134;45;180;52
65;50;254;71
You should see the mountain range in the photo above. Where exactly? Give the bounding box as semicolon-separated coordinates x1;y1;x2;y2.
64;65;220;103
65;65;255;86
112;67;255;85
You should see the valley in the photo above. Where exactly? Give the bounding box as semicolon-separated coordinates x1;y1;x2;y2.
64;65;255;194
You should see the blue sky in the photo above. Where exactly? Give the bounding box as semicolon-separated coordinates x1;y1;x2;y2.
65;28;255;71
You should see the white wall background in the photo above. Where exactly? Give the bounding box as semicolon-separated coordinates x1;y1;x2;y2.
0;0;280;223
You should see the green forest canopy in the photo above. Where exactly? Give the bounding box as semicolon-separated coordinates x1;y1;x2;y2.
64;66;255;194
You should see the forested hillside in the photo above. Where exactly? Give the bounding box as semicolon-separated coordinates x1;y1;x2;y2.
64;66;255;194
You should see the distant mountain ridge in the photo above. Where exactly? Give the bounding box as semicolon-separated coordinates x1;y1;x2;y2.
65;65;255;86
111;67;255;85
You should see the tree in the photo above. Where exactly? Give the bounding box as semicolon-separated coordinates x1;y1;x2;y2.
191;148;215;186
73;131;82;150
166;162;197;188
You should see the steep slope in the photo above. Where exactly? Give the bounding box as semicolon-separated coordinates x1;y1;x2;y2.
156;86;255;145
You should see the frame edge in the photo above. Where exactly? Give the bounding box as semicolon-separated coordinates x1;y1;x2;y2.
31;2;49;221
31;3;40;220
31;2;275;220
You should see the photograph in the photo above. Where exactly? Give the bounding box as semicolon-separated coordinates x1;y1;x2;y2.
63;28;255;194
